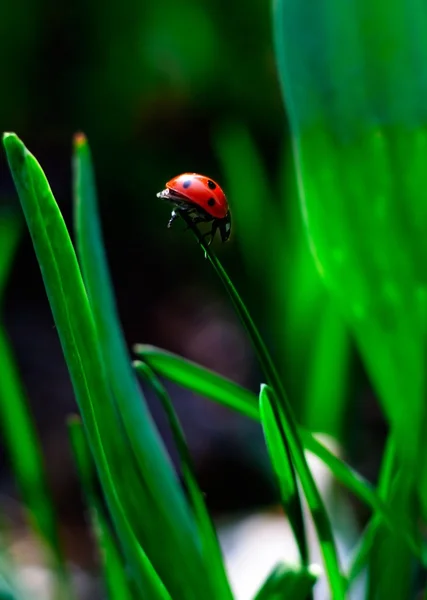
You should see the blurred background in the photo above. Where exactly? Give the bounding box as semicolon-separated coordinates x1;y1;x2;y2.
0;0;386;597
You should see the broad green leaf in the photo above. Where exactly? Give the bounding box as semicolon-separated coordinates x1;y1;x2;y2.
259;384;308;564
303;296;350;441
135;344;422;561
134;361;233;600
72;133;213;598
272;0;427;522
2;132;172;598
253;562;319;600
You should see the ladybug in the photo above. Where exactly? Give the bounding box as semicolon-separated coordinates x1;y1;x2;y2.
157;173;231;244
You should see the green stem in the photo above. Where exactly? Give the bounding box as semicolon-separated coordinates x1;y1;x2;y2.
182;215;345;598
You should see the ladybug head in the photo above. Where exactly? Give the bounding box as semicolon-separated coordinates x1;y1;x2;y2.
218;211;231;242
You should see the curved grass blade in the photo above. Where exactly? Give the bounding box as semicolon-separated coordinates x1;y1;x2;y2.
346;436;397;586
134;343;423;561
133;344;259;421
0;211;71;597
259;384;308;566
176;216;345;597
253;562;319;600
263;385;346;597
72;133;218;598
67;416;138;600
134;361;233;600
2;133;175;598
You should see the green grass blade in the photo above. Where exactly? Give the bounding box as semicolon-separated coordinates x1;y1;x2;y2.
365;437;417;600
259;384;308;565
0;211;71;597
72;133;215;599
134;343;423;561
141;221;346;597
2;132;173;598
263;385;346;598
67;416;134;600
133;344;259;420
253;562;319;600
347;436;397;585
134;361;233;600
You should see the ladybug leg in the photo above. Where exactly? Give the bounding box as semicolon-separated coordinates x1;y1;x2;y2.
167;209;179;229
201;221;219;246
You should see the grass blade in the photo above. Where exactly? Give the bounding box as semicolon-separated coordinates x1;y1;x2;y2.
259;384;308;565
133;344;259;421
2;132;173;597
263;385;345;597
134;343;423;561
177;217;344;597
134;361;233;600
67;416;134;600
0;210;71;597
253;562;319;600
72;132;219;598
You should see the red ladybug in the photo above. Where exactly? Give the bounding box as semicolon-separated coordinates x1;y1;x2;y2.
157;173;231;244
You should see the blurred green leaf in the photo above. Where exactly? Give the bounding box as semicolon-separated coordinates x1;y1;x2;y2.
303;296;350;440
2;132;172;598
73;133;214;598
273;3;427;595
134;361;233;600
273;0;427;502
253;562;319;600
0;210;70;596
213;121;279;277
259;384;307;564
135;343;422;561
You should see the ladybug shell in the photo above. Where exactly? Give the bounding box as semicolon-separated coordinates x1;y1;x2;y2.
166;173;229;220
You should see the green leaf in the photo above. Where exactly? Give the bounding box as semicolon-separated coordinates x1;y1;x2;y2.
259;384;308;565
134;344;423;561
67;416;136;600
262;385;345;599
134;361;233;600
0;210;71;597
302;296;350;441
253;562;319;600
272;0;426;515
2;132;172;598
133;344;259;420
178;214;344;597
72;133;216;598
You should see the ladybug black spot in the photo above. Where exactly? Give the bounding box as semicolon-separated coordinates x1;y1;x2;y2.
207;197;216;207
183;180;192;189
207;180;217;190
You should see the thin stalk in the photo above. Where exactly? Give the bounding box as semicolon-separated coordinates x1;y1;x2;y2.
181;214;344;598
